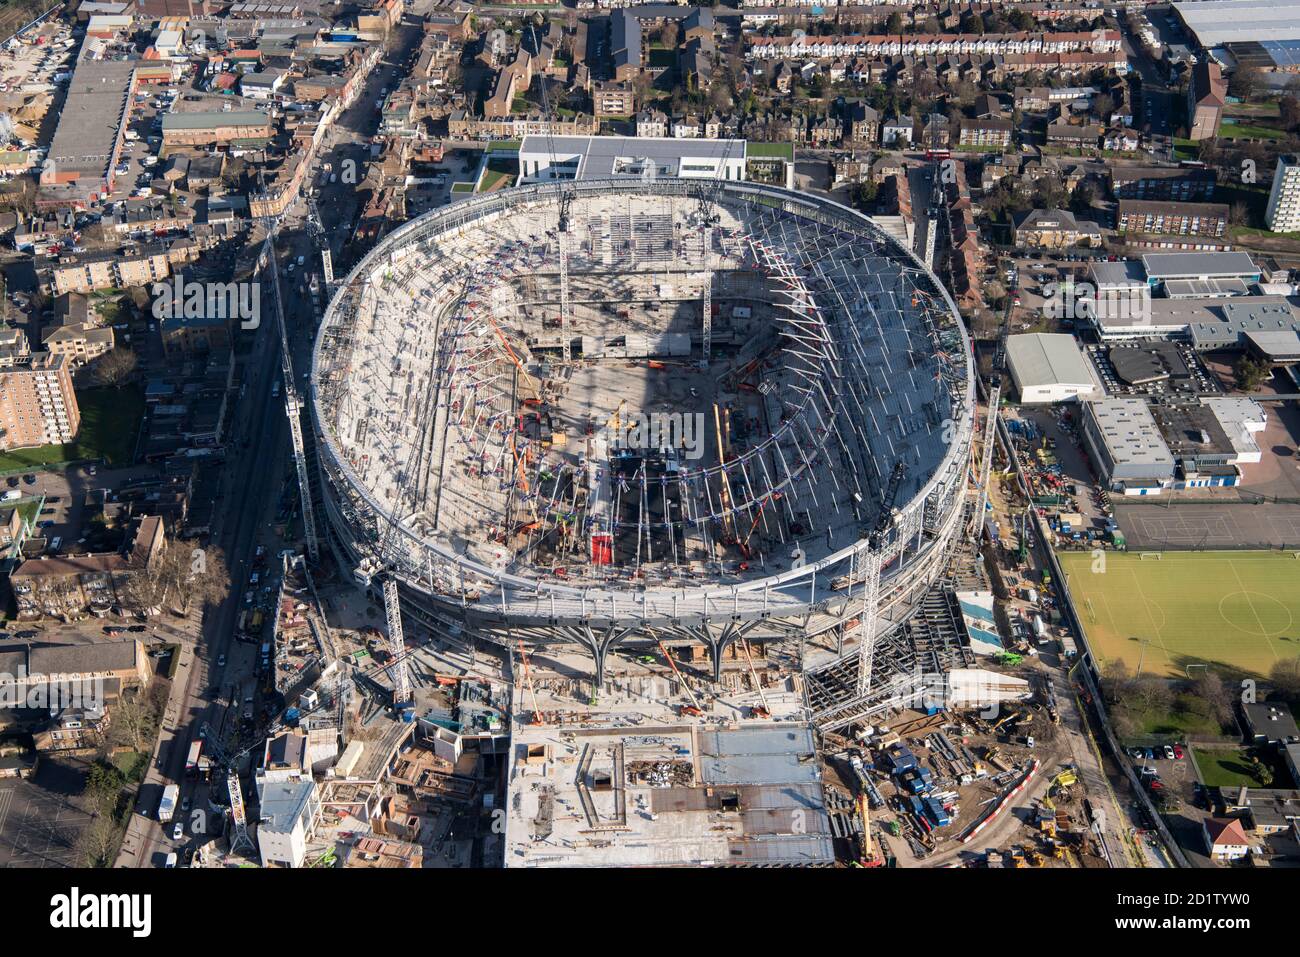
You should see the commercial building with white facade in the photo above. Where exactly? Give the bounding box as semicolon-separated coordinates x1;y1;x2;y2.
257;779;321;869
1005;333;1101;403
1201;397;1267;465
516;135;765;185
1080;398;1175;492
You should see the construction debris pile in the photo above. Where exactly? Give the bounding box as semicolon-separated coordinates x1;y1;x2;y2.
627;759;693;788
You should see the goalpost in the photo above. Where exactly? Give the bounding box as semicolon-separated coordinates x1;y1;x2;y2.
1139;552;1162;560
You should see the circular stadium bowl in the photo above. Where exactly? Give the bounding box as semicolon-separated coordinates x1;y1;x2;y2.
312;178;975;673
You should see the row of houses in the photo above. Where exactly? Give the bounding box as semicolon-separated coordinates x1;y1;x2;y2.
746;29;1123;61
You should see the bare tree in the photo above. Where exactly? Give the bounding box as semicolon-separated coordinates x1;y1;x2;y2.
76;812;124;868
89;348;139;389
108;688;161;752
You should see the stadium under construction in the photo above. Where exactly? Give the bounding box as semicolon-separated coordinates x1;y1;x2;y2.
310;178;978;726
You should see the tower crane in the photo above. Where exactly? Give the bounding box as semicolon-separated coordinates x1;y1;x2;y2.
200;721;262;857
852;459;908;698
254;173;320;563
530;24;573;363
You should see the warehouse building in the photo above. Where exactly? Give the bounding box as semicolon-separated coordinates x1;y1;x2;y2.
1173;0;1300;49
1005;333;1101;403
1080;398;1175;493
1149;399;1247;481
1087;292;1300;345
39;58;138;204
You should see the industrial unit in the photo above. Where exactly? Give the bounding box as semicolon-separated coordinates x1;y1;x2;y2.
1005;333;1101;404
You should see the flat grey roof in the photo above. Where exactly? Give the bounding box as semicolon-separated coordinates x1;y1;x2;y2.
1141;251;1258;280
1174;0;1300;46
1245;329;1300;358
518;135;746;178
1085;398;1174;468
162;111;269;131
46;58;137;180
258;779;315;833
1164;278;1250;298
1188;297;1300;347
1006;333;1096;388
1091;260;1146;288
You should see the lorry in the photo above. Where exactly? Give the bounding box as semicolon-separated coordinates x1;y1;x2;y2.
1060;634;1078;659
158;784;180;822
185;740;203;775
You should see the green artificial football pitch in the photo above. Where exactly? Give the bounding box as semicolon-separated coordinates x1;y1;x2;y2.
1057;551;1300;679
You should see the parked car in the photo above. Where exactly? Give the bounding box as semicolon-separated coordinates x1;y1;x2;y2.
172;821;183;841
1163;744;1176;761
1173;744;1184;759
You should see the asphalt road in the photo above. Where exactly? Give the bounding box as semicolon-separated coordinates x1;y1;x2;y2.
118;8;433;868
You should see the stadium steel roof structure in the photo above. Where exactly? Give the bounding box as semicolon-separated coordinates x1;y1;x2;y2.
311;179;975;695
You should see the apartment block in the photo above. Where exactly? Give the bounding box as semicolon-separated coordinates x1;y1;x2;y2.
0;352;80;451
1266;154;1300;233
592;81;636;118
958;117;1013;148
50;244;174;293
1110;165;1217;202
1116;200;1229;238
